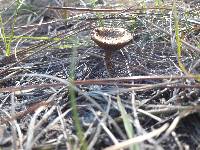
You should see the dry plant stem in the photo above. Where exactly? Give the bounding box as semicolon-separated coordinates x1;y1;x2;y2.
90;108;120;145
104;124;169;150
0;0;15;13
0;104;23;149
83;108;103;148
113;109;168;127
137;109;162;122
14;19;62;29
0;94;9;108
11;93;17;150
34;105;57;129
47;6;171;12
171;132;183;150
14;120;23;149
31;108;72;147
88;97;112;149
0;100;53;125
131;92;143;135
161;115;180;139
73;75;196;84
0;88;59;125
26;98;71;149
158;110;193;145
139;88;169;106
88;123;102;149
25;106;47;150
0;75;199;93
144;105;200;115
57;106;70;149
109;80;193;94
189;59;200;73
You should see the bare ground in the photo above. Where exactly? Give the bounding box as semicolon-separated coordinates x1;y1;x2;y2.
0;0;200;149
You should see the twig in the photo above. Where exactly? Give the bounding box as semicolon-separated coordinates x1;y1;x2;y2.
46;6;171;12
0;74;199;93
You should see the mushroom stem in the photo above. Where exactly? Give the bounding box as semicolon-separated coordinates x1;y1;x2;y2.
105;50;113;73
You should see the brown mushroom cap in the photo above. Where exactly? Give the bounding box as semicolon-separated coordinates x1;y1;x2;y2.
91;27;133;51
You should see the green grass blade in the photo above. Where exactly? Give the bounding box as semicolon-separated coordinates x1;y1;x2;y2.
117;95;139;150
0;0;24;56
172;0;187;73
69;45;87;150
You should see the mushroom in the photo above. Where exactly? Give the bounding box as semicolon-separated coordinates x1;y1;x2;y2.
91;27;133;74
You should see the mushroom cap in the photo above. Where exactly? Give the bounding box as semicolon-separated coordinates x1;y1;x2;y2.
91;27;132;51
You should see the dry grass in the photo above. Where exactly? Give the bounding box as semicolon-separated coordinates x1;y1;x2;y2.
0;0;200;149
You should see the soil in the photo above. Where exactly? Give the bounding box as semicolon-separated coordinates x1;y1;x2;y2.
0;0;199;150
